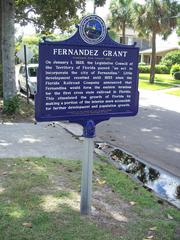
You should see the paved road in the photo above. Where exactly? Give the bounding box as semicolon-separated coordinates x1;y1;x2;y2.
95;90;180;177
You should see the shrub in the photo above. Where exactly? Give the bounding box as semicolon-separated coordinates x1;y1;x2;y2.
138;64;170;74
170;64;180;75
138;65;150;73
155;65;170;74
174;71;180;80
160;50;180;67
3;95;20;114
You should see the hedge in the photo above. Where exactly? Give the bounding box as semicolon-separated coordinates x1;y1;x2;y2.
138;64;170;74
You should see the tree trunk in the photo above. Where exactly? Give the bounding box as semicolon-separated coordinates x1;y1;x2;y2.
2;0;16;101
150;31;156;84
93;0;96;14
0;0;3;97
121;22;126;44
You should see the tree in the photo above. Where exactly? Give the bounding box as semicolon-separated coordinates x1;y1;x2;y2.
0;0;85;101
0;0;2;97
93;0;106;14
109;0;133;44
133;0;179;84
176;15;180;40
15;0;85;32
1;0;16;100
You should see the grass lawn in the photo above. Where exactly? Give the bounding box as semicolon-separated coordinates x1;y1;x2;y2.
139;80;172;91
166;88;180;97
0;157;179;240
139;73;180;91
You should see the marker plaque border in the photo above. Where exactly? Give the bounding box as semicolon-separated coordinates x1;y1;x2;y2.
35;15;139;127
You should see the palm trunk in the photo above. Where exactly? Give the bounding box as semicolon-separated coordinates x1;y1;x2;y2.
93;5;96;14
2;0;16;101
150;31;156;84
122;22;126;44
93;0;96;14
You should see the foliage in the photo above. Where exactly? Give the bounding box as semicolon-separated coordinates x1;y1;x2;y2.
155;65;170;74
139;65;150;73
133;0;179;39
139;64;170;74
15;33;71;63
160;50;180;67
3;95;20;114
108;29;118;41
109;0;133;43
170;64;180;75
95;0;106;7
133;0;180;83
174;71;180;80
15;0;86;33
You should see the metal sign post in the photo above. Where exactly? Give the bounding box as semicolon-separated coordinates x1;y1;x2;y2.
17;45;34;103
24;45;29;104
80;120;95;215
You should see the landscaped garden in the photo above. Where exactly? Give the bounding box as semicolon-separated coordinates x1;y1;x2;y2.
138;50;180;95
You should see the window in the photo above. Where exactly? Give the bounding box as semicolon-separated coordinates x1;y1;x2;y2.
28;67;37;77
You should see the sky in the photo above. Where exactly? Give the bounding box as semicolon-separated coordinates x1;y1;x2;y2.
16;0;180;48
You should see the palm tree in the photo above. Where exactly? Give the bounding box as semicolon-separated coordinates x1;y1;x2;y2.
133;0;179;84
93;0;106;14
109;0;133;44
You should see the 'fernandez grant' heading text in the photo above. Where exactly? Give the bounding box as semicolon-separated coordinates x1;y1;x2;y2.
53;48;128;57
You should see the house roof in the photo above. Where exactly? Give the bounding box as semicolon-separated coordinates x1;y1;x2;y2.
140;46;180;55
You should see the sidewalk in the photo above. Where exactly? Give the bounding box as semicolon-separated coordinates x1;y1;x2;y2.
0;122;84;160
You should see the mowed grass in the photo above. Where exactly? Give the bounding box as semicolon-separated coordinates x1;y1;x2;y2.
139;73;180;91
166;88;180;96
139;80;171;90
0;157;179;240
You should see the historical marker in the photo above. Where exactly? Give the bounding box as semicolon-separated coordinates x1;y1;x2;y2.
35;15;139;125
35;15;139;215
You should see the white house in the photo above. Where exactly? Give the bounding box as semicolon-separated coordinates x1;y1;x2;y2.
140;45;180;64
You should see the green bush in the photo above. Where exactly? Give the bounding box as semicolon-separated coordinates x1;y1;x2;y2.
174;71;180;80
155;65;170;74
138;65;150;73
160;50;180;67
170;64;180;75
3;95;20;114
138;64;170;74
